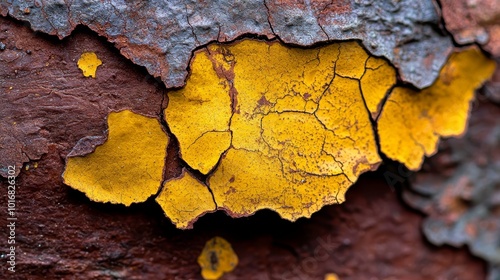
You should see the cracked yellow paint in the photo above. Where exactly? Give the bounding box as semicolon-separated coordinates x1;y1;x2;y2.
156;169;216;229
378;47;496;170
198;237;238;280
62;40;494;229
63;110;168;206
165;39;389;222
77;52;102;78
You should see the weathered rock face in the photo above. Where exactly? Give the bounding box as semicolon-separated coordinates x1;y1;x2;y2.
404;98;500;279
0;149;487;279
0;16;488;279
0;0;453;89
440;0;500;56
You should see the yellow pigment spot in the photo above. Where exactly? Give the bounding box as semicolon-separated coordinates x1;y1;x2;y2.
377;47;496;170
77;52;102;78
198;237;238;280
63;110;168;206
155;169;216;229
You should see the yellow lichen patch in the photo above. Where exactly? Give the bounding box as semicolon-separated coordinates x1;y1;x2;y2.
156;170;216;229
165;51;232;174
378;47;496;170
77;52;102;78
165;39;389;222
63;110;168;206
198;237;238;280
210;149;350;219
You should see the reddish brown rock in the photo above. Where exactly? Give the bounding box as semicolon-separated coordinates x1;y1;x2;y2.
0;17;165;177
0;145;486;279
404;98;500;278
0;15;487;279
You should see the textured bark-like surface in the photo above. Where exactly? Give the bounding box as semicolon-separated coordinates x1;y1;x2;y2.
0;17;168;178
0;0;453;89
0;15;487;279
439;0;500;106
403;98;500;279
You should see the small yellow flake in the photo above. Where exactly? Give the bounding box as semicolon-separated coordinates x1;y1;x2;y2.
155;170;216;229
77;52;102;78
325;273;340;280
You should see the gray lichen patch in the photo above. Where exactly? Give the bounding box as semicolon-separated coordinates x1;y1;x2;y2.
1;0;452;89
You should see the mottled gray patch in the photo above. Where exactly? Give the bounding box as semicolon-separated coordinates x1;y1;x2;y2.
0;0;452;88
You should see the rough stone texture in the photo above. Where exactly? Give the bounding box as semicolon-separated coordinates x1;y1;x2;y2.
0;17;166;178
0;16;487;279
485;58;500;104
0;0;453;89
440;0;500;56
403;98;500;279
0;148;486;279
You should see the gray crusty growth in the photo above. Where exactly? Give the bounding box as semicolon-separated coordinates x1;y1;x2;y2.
1;0;453;89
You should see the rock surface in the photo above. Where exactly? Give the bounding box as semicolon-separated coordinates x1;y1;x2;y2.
0;16;488;279
404;98;500;279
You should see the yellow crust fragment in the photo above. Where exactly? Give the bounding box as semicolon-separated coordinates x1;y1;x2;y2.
165;51;232;174
198;237;238;280
63;110;168;206
155;170;216;229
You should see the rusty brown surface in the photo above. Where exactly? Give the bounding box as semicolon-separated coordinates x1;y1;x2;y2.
403;98;500;279
0;15;488;279
439;0;500;107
